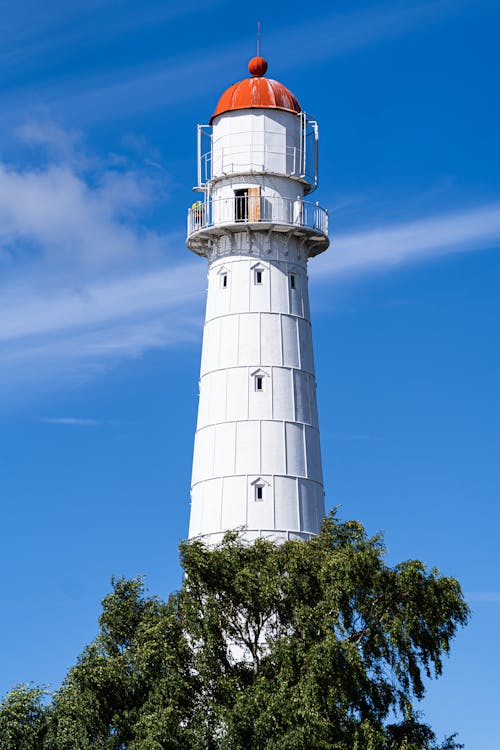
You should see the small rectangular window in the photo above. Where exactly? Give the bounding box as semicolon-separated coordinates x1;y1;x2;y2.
255;376;263;392
221;273;228;289
255;269;263;285
290;274;296;289
256;485;263;501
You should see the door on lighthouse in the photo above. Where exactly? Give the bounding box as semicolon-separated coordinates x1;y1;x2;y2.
248;186;261;222
234;187;261;223
234;189;248;222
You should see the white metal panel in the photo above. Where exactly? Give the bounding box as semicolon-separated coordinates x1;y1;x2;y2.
230;260;249;314
214;275;231;317
310;380;319;426
213;421;236;477
202;317;221;374
226;367;249;421
265;126;286;174
274;476;299;530
192;425;215;484
285;422;306;477
272;367;293;421
260;313;281;365
205;271;216;320
235;420;260;475
302;273;311;320
249;374;271;420
314;483;325;531
298;317;313;372
188;484;204;537
298;480;321;534
221;476;247;528
247;477;274;530
270;262;289;314
196;375;210;429
289;275;303;317
304;426;323;482
238;313;260;365
250;269;270;313
219;315;239;369
281;315;299;368
201;478;223;534
200;321;210;374
294;369;312;425
261;420;285;475
207;369;227;424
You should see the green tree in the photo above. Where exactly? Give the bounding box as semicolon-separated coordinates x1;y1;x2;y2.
0;513;469;749
176;514;469;750
0;684;48;749
44;577;196;750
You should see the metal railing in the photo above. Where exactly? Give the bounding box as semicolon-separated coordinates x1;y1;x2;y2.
202;145;302;184
187;196;328;238
197;114;318;191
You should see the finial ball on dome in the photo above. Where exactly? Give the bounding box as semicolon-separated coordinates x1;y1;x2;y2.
248;56;268;77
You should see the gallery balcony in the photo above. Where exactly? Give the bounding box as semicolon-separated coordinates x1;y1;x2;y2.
186;195;329;256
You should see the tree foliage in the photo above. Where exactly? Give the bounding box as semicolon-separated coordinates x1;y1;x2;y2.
0;514;469;749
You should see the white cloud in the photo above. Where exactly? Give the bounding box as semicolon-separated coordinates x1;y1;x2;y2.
0;272;204;398
0;0;476;126
38;417;101;427
0;161;165;271
0;121;498;400
312;203;500;278
3;197;498;396
466;592;500;603
0;122;202;399
0;266;202;343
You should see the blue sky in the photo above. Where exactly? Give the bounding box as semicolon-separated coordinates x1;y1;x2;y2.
0;0;499;746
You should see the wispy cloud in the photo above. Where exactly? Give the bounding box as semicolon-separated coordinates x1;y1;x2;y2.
312;203;500;278
0;0;477;126
466;592;500;603
38;417;101;427
0;136;167;273
0;120;498;399
3;198;498;395
0;0;231;72
0;266;202;343
324;433;383;442
0;121;203;398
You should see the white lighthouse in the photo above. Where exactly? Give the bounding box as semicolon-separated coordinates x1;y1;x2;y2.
187;55;329;546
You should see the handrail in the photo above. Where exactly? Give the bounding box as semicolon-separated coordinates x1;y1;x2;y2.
200;145;316;189
196;114;319;191
187;196;328;238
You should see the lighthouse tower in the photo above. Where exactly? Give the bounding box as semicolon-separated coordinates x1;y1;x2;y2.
187;56;329;546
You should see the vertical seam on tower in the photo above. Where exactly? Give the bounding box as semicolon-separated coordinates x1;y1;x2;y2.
270;365;274;421
279;313;284;367
302;424;308;482
295;316;301;370
259;419;262;477
296;476;301;532
219;475;224;531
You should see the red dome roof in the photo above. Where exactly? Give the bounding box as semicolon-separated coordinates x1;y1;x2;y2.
210;57;301;124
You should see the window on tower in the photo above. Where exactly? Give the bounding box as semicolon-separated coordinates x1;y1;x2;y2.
255;375;264;392
290;274;296;289
255;484;264;501
221;272;228;289
254;268;263;285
